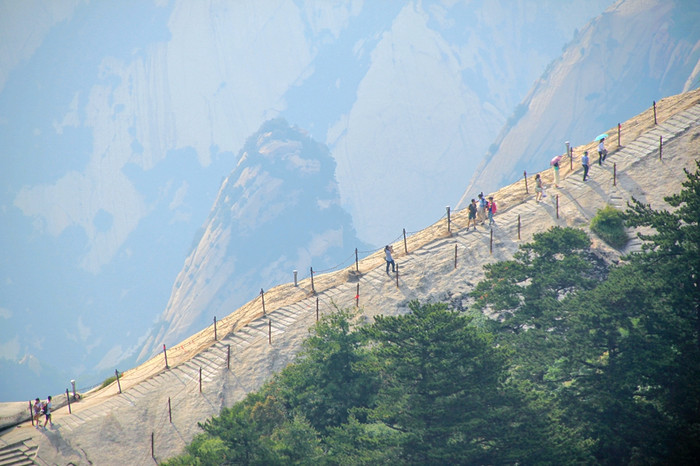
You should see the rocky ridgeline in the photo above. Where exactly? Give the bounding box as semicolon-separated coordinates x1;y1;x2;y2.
1;89;699;465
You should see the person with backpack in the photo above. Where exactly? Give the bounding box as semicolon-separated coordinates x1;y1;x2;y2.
487;196;497;225
43;396;53;428
467;199;477;230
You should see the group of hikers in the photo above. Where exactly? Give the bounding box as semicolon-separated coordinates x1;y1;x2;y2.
581;136;609;181
31;396;53;429
383;193;497;272
540;135;609;196
466;192;497;230
382;136;608;275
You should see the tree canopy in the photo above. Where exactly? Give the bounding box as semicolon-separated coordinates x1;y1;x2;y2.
165;162;700;465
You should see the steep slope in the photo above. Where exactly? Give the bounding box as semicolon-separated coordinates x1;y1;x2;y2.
458;0;700;207
2;88;698;464
137;119;366;361
0;0;613;401
327;0;613;243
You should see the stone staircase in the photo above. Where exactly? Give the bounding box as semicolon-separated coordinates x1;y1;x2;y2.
0;439;39;466
6;97;700;465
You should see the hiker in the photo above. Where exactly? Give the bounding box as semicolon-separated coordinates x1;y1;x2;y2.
32;398;42;427
384;245;395;274
477;193;487;224
467;199;477;230
582;151;590;181
43;396;53;428
535;174;543;202
553;161;560;188
598;138;607;165
487;196;497;225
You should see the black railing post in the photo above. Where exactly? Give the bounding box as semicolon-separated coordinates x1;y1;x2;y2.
523;171;529;193
163;344;169;369
65;389;72;414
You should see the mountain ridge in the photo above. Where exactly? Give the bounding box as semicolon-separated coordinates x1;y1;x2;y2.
136;118;369;363
1;1;618;401
1;87;699;464
458;0;700;207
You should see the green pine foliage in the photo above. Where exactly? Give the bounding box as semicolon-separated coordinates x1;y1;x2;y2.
164;163;700;465
590;205;629;249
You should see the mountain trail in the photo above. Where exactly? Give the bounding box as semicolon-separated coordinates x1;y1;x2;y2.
2;88;700;464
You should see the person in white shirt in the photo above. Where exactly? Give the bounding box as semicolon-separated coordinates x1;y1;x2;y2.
384;245;395;274
32;398;42;427
477;193;487;224
598;138;607;165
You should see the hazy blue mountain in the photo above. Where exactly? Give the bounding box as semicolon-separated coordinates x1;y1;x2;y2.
1;0;615;401
458;0;700;203
138;119;368;359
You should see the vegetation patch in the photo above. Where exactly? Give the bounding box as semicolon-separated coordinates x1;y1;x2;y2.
100;375;117;390
164;162;700;465
590;204;629;249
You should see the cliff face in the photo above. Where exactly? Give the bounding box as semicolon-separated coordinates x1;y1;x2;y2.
458;0;700;207
3;88;699;466
1;0;615;401
138;119;365;360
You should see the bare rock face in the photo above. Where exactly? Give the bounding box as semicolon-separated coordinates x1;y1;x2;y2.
2;87;699;466
458;0;700;207
138;119;365;361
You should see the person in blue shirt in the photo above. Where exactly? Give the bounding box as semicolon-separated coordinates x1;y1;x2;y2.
582;151;590;181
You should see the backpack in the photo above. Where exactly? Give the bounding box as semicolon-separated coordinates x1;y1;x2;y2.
490;202;497;213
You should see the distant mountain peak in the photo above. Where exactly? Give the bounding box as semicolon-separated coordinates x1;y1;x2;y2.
138;118;365;361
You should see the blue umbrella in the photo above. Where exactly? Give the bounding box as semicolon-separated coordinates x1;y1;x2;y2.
595;133;608;141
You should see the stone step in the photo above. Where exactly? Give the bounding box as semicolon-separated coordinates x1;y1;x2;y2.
626;141;652;154
0;454;35;466
19;100;700;466
684;107;700;118
269;307;298;320
661;121;687;133
637;134;661;146
668;113;695;127
268;313;296;327
0;447;25;462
